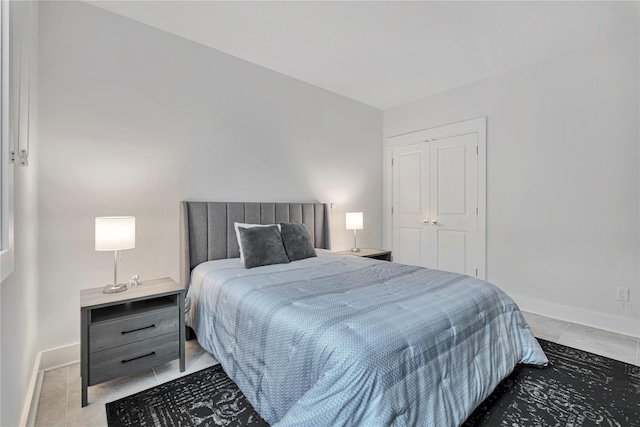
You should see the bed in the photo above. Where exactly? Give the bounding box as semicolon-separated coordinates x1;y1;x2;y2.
181;201;547;427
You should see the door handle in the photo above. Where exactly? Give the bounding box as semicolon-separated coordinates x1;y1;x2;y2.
431;219;439;225
421;220;430;224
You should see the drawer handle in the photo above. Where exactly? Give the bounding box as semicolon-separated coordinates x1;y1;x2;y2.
122;351;156;364
121;324;156;335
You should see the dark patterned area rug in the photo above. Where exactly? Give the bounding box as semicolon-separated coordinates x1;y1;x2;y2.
463;339;639;426
106;339;640;427
106;365;268;427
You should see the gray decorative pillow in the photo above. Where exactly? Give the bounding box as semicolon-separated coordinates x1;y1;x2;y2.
279;223;317;262
238;226;290;269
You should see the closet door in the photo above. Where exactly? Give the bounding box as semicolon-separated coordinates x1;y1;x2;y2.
429;133;478;276
391;142;429;267
391;134;480;276
386;117;486;278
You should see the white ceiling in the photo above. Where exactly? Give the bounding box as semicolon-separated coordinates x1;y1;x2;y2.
87;1;639;110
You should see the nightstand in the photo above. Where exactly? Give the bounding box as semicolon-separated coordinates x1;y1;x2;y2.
80;277;185;406
337;248;392;261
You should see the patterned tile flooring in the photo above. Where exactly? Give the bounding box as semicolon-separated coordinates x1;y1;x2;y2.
35;313;640;426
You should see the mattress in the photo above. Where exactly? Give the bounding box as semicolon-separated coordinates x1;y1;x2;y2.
185;250;547;427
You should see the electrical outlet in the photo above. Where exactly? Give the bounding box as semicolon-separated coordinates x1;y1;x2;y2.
616;287;629;302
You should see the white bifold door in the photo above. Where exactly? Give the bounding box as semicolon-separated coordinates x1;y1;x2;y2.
392;131;482;277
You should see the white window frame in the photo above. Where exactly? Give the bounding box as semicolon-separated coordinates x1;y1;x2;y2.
1;0;14;283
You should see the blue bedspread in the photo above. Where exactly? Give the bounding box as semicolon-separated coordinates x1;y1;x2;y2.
186;251;547;427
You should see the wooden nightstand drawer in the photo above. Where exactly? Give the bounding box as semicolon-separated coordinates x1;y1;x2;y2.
90;306;179;352
89;332;179;385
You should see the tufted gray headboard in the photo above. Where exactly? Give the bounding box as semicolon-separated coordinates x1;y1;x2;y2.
180;201;330;289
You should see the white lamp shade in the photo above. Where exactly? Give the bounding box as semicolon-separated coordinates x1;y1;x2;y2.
345;212;363;230
95;217;136;251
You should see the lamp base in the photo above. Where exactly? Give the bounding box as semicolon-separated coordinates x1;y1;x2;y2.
103;283;128;294
351;248;361;252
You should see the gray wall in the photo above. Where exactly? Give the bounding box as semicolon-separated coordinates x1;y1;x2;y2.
38;2;382;352
384;33;639;336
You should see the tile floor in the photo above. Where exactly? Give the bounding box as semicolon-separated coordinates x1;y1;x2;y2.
35;312;640;426
34;340;219;427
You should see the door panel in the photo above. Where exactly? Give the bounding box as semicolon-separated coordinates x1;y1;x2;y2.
436;145;467;215
435;229;467;275
430;133;477;275
392;143;429;267
396;227;423;267
397;152;422;212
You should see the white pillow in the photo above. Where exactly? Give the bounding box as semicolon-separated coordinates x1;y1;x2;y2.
234;222;282;263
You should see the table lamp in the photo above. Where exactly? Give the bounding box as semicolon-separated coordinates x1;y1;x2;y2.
345;212;363;252
95;216;135;294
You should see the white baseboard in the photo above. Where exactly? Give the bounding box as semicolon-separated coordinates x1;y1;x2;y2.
20;343;80;427
19;351;42;427
511;293;640;338
41;342;80;371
